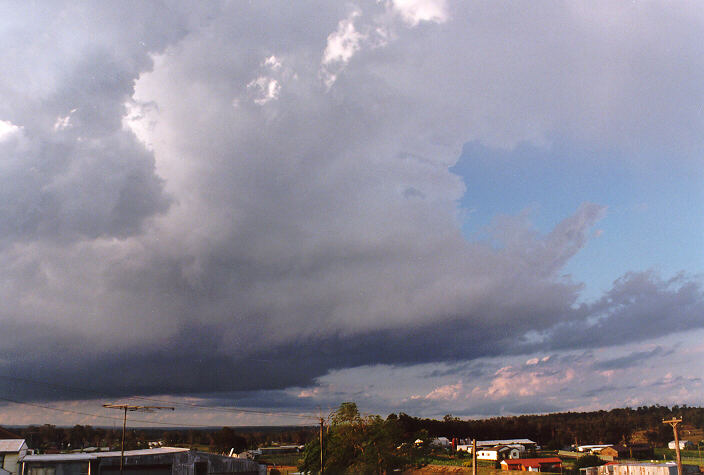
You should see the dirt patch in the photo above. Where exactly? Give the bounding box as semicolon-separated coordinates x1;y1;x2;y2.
403;467;519;475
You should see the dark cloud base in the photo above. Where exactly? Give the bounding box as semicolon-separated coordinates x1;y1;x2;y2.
1;270;701;404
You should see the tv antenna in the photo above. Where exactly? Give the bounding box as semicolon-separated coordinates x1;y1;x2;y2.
103;404;175;475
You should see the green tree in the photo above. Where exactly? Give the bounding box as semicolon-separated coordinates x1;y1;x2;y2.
210;427;248;454
69;425;88;449
575;454;606;469
299;402;410;474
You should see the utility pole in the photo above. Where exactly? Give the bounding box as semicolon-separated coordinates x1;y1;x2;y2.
319;417;324;474
472;439;477;475
103;404;174;475
663;417;683;475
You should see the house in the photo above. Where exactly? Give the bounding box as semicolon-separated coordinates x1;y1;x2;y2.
600;445;653;460
477;445;524;461
577;445;613;454
597;447;619;459
500;457;562;472
476;439;537;450
430;437;452;448
595;462;700;475
20;447;265;475
668;440;694;450
477;448;502;461
458;439;537;453
0;440;28;475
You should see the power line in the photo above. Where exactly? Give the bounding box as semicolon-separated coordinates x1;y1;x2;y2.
0;373;318;421
127;394;316;420
0;396;203;427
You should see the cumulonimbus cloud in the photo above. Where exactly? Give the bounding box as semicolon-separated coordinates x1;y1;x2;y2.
0;1;702;402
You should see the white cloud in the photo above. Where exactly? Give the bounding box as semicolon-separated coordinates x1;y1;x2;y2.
485;366;575;399
122;100;158;151
263;55;282;71
53;108;77;131
424;381;464;401
0;119;21;141
297;388;320;398
322;10;365;65
390;0;448;26
321;9;366;86
247;76;281;105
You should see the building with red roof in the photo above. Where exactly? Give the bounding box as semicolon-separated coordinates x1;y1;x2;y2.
500;457;563;472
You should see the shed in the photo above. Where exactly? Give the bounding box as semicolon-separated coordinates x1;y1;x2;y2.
596;462;700;475
578;445;613;454
20;448;264;475
500;457;562;472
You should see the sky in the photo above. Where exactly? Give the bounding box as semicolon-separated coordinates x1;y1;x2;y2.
0;0;703;428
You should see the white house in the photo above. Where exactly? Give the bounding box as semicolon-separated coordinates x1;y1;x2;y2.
431;437;452;448
475;439;536;449
668;440;694;450
476;445;523;461
504;445;525;458
0;440;28;475
476;448;502;461
458;439;537;452
457;441;530;456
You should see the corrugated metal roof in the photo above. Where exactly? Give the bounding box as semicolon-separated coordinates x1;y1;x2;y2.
476;439;536;446
0;439;26;453
22;454;95;462
97;448;189;458
22;447;189;462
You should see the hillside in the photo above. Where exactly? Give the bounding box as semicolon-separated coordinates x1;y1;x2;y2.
392;405;704;449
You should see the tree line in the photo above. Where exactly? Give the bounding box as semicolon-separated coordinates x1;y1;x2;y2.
391;404;704;449
8;404;704;457
298;403;704;474
11;424;316;453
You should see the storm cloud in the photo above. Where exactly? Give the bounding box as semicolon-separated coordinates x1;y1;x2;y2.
0;0;702;412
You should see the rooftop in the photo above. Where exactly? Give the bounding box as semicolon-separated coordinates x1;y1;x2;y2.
22;447;189;462
0;440;26;453
477;439;536;446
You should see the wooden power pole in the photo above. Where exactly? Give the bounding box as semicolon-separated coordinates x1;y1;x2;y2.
472;439;477;475
663;417;683;475
319;417;325;474
103;404;174;475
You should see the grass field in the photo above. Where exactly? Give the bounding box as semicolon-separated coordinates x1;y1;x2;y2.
257;453;302;467
653;448;704;466
258;447;704;472
424;454;498;468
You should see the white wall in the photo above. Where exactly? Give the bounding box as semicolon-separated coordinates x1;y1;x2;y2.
2;441;28;475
